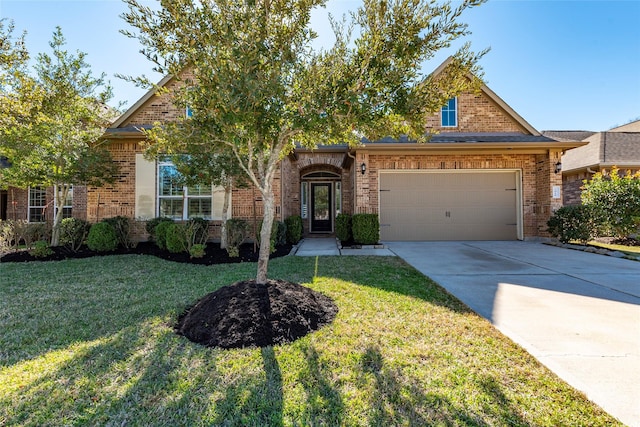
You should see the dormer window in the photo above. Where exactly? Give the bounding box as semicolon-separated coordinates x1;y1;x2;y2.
186;106;193;118
441;97;457;127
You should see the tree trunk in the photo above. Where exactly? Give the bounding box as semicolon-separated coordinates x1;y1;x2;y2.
220;179;232;249
50;184;69;247
256;185;275;285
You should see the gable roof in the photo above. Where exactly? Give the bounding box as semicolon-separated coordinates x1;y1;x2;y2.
609;119;640;132
110;74;175;129
430;57;540;136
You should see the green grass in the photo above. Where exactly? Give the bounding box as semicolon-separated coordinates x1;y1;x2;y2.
587;240;640;258
1;255;620;426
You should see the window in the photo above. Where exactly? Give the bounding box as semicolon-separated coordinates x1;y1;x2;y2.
28;187;47;222
335;181;341;215
186;105;193;118
54;186;73;219
158;159;212;220
441;97;457;127
301;182;308;219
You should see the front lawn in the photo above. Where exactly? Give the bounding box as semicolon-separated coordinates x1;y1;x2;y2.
1;255;619;426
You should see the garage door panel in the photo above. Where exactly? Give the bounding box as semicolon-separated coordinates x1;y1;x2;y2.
379;171;518;241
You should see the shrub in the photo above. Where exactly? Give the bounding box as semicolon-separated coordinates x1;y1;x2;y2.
0;220;18;252
335;213;352;243
257;220;284;253
145;217;174;241
547;205;596;244
352;213;379;245
185;218;209;247
29;240;53;258
189;243;206;259
285;215;303;244
226;218;249;258
103;216;134;249
165;223;188;253
13;221;49;249
581;167;640;239
87;222;118;252
59;218;91;252
154;220;174;249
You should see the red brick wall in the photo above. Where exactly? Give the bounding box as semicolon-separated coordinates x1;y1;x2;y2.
4;185;87;223
353;152;560;239
426;91;527;133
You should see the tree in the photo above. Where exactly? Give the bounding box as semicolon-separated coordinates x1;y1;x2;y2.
144;120;249;249
0;26;118;246
122;0;486;284
581;167;640;239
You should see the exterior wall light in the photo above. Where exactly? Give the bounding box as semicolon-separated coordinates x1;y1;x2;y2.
361;162;366;175
554;161;562;174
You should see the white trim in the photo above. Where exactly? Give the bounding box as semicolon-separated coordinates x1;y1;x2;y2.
28;186;47;223
441;97;457;127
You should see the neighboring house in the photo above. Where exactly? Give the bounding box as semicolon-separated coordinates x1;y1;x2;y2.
543;120;640;205
89;58;583;242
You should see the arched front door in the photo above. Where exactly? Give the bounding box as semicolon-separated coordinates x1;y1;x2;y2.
301;171;342;233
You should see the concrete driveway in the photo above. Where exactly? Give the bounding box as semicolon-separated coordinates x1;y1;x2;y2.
386;241;640;427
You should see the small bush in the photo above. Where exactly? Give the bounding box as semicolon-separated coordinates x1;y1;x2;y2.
154;220;174;250
87;222;118;252
352;214;379;245
0;220;18;252
285;215;303;244
29;240;53;258
145;217;174;241
186;218;209;247
15;221;49;249
547;205;596;244
275;220;287;246
189;243;206;259
165;223;188;253
226;218;249;258
59;218;91;252
335;213;352;243
103;216;134;249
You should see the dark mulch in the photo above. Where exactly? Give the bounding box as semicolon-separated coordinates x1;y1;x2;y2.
175;279;338;349
0;241;293;265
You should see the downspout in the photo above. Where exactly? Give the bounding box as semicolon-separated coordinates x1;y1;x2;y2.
347;150;357;214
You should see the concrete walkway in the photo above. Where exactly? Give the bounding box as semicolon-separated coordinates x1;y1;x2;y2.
386;241;640;427
294;237;394;256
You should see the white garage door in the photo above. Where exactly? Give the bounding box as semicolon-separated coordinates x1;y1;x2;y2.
379;171;520;241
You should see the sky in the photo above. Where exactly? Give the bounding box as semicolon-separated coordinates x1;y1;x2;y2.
1;0;639;132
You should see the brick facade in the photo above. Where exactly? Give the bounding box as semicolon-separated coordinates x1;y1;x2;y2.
3;185;87;224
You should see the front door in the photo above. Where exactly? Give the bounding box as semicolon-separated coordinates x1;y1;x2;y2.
311;183;332;232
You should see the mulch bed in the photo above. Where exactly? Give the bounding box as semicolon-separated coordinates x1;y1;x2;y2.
2;240;340;349
176;279;338;349
0;241;293;265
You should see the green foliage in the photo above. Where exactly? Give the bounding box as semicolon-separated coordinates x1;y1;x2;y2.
165;223;188;254
145;216;173;241
189;243;206;259
0;26;117;246
547;205;596;244
581;167;640;239
186;218;209;246
59;218;91;252
103;216;134;249
284;215;303;244
29;240;53;258
87;222;118;252
336;213;352;243
257;220;286;253
352;214;380;245
122;0;487;283
226;218;249;258
0;220;45;252
154;220;174;250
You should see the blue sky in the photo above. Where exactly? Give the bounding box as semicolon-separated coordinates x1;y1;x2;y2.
1;0;639;132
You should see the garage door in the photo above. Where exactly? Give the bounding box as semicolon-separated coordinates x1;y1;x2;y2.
379;171;519;241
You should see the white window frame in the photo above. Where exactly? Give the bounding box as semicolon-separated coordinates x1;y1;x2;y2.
54;185;73;220
441;97;457;127
157;159;213;220
28;186;47;223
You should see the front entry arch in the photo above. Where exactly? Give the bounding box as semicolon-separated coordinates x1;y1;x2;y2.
301;170;342;234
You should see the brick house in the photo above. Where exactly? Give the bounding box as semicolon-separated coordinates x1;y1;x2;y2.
1;59;584;241
543;120;640;205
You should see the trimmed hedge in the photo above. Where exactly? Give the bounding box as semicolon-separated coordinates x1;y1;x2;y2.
154;220;174;250
87;222;118;252
59;218;91;252
165;223;187;253
145;217;173;241
285;215;302;244
352;214;379;245
335;213;352;243
547;205;596;244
